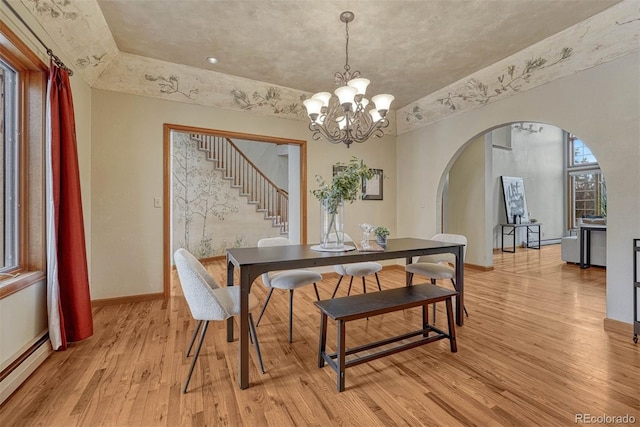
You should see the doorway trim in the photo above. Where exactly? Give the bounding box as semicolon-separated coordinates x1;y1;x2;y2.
162;123;308;298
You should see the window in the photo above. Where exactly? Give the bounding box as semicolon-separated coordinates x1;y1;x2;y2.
0;21;47;284
567;134;606;228
570;137;597;166
1;59;19;272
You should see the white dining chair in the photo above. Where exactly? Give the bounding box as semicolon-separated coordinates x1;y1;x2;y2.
256;237;323;343
174;248;264;393
330;233;383;298
405;233;468;321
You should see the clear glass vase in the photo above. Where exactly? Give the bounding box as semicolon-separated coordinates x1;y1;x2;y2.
320;198;344;249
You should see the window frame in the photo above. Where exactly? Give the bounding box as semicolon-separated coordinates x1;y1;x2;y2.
566;133;606;229
0;21;47;292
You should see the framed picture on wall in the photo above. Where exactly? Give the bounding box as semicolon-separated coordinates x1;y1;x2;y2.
362;169;383;200
501;176;529;223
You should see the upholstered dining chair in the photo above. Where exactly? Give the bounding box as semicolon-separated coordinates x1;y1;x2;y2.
330;233;383;298
405;233;468;321
174;248;264;393
256;237;323;343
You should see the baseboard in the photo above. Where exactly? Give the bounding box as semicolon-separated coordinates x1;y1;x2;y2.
91;292;164;307
0;334;51;405
465;263;494;271
603;318;634;336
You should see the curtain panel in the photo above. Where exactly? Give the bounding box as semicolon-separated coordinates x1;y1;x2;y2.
46;61;93;350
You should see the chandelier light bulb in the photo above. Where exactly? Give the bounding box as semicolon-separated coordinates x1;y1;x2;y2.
335;86;357;111
312;92;332;108
347;78;370;95
336;116;348;130
369;108;382;122
303;98;323;122
372;94;394;116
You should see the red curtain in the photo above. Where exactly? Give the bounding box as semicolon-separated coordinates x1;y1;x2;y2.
49;61;93;348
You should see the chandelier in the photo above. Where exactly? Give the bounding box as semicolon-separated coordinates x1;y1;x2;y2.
303;11;394;148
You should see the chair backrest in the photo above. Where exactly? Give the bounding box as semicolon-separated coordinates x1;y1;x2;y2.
174;248;231;320
257;236;293;248
417;233;467;265
257;237;293;286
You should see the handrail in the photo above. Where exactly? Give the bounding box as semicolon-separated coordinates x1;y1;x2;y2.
190;134;288;233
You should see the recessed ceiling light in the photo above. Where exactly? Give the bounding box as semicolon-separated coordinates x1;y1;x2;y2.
206;57;218;64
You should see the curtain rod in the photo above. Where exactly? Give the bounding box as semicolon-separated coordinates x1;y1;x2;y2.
2;0;73;76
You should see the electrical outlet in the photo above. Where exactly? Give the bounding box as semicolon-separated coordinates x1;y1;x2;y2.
154;197;162;208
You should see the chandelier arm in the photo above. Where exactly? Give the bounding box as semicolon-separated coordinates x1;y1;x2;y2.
309;122;344;145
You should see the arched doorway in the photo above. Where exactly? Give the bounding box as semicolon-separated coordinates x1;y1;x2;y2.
437;121;607;273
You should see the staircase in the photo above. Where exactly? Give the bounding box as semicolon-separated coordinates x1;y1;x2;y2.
190;134;289;234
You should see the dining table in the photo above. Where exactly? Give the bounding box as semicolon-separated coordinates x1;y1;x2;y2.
226;237;465;389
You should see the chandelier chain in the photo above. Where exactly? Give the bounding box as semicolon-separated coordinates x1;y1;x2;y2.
344;18;350;73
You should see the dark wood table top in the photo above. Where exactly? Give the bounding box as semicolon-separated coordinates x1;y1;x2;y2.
226;237;464;270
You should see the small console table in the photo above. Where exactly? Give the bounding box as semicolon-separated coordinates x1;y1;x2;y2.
501;223;542;253
579;224;607;269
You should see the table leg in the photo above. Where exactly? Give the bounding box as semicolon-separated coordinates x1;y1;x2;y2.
226;259;235;342
238;269;251;389
580;227;592;269
455;246;464;326
405;256;413;286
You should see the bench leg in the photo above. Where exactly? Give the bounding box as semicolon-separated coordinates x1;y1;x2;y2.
337;319;346;392
318;313;327;368
422;303;429;337
445;297;458;353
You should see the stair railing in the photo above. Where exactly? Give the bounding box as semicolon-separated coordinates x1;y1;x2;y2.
191;134;288;233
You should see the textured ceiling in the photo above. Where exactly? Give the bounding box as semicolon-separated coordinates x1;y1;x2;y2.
95;0;622;108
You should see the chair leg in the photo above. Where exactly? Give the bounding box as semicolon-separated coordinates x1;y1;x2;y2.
347;276;354;296
183;320;209;394
408;272;414;286
289;289;294;343
331;276;344;298
256;288;275;327
186;319;202;357
313;283;320;300
450;278;469;317
248;313;265;374
362;276;367;294
374;272;382;291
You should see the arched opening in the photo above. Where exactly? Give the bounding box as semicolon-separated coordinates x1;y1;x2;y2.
436;120;607;280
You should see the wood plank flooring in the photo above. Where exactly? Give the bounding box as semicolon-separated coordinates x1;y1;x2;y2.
1;245;638;426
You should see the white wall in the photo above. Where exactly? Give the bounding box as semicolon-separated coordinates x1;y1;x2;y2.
90;89;397;299
447;136;489;266
397;52;640;324
492;124;565;247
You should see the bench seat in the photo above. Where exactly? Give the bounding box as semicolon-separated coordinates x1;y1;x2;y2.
315;283;458;391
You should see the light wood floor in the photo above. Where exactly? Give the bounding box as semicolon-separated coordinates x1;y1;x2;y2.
1;245;638;426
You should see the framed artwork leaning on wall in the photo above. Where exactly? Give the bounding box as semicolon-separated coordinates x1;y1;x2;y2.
501;176;529;224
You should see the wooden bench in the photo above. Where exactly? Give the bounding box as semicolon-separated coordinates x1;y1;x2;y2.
315;283;458;392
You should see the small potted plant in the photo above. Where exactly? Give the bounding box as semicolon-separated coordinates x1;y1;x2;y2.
373;225;390;245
